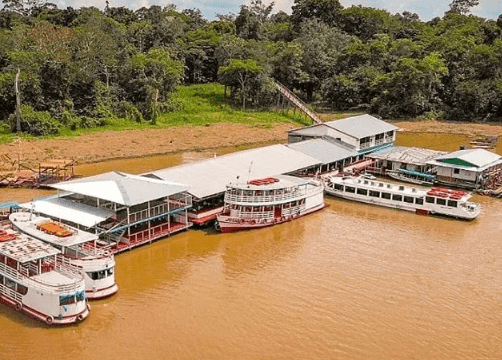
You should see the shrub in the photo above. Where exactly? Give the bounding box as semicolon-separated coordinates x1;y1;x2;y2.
8;105;61;135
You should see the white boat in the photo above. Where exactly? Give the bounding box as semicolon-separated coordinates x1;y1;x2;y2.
9;212;118;300
0;224;89;325
215;175;326;233
386;168;435;186
325;175;481;220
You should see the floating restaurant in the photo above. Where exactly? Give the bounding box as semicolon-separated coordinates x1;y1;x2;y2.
426;149;502;189
145;144;321;225
19;172;192;254
287;114;398;155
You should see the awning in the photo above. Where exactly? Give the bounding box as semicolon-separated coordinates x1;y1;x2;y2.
20;196;114;228
398;168;435;179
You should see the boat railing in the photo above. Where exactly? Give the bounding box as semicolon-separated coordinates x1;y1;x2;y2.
128;201;190;223
77;242;112;258
225;187;320;204
0;260;82;293
0;283;23;303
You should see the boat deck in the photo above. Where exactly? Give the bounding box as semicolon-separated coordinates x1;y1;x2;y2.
32;270;74;286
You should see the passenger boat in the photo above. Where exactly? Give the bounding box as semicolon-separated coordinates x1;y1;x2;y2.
386;168;435;186
9;212;118;300
215;175;326;233
0;224;89;325
325;175;480;220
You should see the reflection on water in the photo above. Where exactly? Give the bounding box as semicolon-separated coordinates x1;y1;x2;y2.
1;132;502;360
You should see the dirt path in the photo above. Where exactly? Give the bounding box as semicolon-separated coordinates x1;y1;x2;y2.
0;123;297;170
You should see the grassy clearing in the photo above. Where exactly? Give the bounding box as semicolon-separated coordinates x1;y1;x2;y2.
0;83;314;144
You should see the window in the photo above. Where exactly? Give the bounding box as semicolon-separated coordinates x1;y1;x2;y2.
447;200;457;208
453;169;460;174
334;184;344;191
436;198;446;206
87;270;108;280
404;196;414;203
17;284;28;295
415;198;424;205
381;192;391;199
59;294;76;306
426;196;435;204
392;194;402;201
369;190;380;197
357;188;368;196
345;186;355;193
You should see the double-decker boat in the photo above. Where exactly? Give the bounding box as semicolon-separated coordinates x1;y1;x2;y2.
0;224;89;325
325;175;481;220
215;175;326;233
9;212;118;300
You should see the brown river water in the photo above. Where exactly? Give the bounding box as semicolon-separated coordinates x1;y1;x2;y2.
1;133;502;360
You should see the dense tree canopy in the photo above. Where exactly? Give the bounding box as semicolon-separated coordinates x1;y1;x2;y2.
0;0;501;135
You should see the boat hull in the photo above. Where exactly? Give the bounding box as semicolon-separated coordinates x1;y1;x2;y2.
217;203;327;233
0;294;90;326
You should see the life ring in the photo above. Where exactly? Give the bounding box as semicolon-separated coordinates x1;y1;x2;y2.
77;314;84;322
86;303;92;311
239;219;245;224
214;222;221;231
14;302;22;312
45;315;54;325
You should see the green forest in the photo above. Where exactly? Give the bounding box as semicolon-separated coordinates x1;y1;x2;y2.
0;0;501;136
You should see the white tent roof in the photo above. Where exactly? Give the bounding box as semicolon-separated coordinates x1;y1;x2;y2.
50;172;188;206
20;196;115;228
147;144;321;199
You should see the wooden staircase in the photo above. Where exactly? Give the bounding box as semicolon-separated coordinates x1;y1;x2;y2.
274;81;322;125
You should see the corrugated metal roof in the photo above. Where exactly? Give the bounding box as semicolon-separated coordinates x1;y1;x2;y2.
324;114;398;139
287;139;357;164
433;149;502;168
147;144;321;200
368;146;447;166
50;172;188;206
20;196;115;228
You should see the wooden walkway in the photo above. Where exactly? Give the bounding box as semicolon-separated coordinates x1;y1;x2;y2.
274;81;322;125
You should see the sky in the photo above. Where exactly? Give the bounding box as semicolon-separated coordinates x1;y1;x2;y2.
50;0;501;22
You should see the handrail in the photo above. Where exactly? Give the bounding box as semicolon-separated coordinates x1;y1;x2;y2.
274;81;322;125
225;187;321;204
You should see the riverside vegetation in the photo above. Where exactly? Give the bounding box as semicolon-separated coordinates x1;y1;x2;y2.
0;0;501;140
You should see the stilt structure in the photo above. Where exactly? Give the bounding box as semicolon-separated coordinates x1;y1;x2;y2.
274;81;322;125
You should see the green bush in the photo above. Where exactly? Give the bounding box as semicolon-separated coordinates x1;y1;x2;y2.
116;101;144;122
8;105;61;135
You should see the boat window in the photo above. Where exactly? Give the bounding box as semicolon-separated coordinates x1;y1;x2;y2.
436;198;447;206
5;278;16;289
0;275;3;283
364;180;368;185
59;294;76;306
381;192;391;199
87;270;108;280
404;196;414;203
357;188;368;196
345;186;356;193
107;268;114;276
334;184;344;191
426;196;435;204
415;198;424;205
378;183;384;187
447;200;457;208
369;190;380;198
17;284;28;295
398;186;405;191
387;184;391;188
392;194;402;201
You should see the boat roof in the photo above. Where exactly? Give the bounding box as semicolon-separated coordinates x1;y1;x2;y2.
428;149;502;170
147;144;320;200
367;146;447;166
50;171;188;206
287;139;358;164
9;212;98;247
0;235;60;263
397;168;435;179
20;195;115;228
288;114;398;140
227;174;314;190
